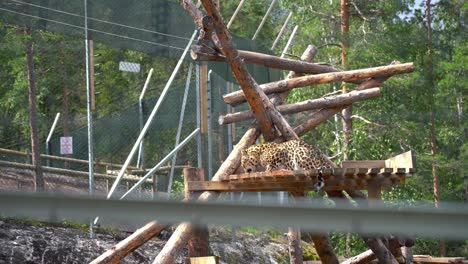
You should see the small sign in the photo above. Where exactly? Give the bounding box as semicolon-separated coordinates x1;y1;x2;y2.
60;136;73;155
119;61;140;73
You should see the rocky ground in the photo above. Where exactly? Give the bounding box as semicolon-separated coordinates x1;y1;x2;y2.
0;218;320;264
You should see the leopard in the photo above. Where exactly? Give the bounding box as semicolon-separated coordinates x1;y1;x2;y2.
241;140;331;191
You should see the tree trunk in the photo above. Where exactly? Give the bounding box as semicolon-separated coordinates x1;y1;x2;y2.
219;88;381;125
59;40;71;168
222;63;413;106
425;0;445;256
340;0;353;161
25;30;44;192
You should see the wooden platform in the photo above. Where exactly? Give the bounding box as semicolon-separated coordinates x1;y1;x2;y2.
187;151;416;193
186;167;414;192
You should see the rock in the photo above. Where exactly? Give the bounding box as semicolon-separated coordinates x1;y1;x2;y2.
0;220;293;264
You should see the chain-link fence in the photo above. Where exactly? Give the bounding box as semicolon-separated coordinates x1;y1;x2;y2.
0;0;288;232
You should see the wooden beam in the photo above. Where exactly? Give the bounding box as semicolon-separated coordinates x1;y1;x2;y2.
199;64;209;134
412;255;467;264
223;63;414;106
292;75;388;136
184;168;210;258
342;160;386;169
0;148;140;170
90;221;165;264
219;88;381;125
191;44;344;75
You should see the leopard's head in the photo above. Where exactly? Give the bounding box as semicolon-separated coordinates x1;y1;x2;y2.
241;149;260;173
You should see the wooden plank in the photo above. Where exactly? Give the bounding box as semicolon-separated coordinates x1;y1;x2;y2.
342;160;386;168
187;178;372;192
413;255;467;263
186;256;219;264
199;63;209;134
385;150;416;169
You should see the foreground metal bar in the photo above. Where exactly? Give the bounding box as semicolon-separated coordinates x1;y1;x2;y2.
107;30;197;199
1;192;467;240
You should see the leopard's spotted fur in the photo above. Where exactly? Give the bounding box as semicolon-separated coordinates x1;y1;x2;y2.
241;140;331;191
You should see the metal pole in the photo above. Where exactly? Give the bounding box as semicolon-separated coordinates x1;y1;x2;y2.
226;83;233;153
107;30;197;199
84;0;95;238
207;70;213;180
227;0;247;29
196;64;203;169
271;11;293;50
252;0;277;40
137;68;154;169
167;63;193;194
45;113;60;167
120;128;200;199
280;25;299;58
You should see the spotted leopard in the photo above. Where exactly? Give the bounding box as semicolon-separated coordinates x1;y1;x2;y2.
241;140;331;191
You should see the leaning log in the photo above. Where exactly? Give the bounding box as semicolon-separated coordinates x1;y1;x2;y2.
199;15;277;140
152;125;261;263
90;221;165;264
191;44;343;75
223;62;413;106
199;12;298;140
219;88;381;125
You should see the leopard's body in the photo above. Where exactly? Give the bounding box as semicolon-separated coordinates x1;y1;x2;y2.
241;140;331;191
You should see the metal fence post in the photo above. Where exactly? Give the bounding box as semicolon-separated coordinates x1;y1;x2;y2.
45;113;60;167
137;68;154;170
207;70;213;180
167;63;193;194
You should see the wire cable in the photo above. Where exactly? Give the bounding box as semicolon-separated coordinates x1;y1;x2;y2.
0;7;186;51
8;0;191;41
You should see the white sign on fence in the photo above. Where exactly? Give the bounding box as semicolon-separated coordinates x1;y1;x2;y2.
60;137;73;155
119;61;141;73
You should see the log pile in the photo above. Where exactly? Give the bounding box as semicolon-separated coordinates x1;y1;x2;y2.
91;0;416;263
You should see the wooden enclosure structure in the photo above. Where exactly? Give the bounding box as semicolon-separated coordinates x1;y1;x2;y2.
91;0;424;263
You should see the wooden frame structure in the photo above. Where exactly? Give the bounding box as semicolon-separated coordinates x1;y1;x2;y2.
91;1;420;263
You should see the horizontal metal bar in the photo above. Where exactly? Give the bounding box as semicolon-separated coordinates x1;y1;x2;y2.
0;192;466;240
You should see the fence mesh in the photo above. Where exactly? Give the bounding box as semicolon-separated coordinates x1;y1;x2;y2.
0;0;288;232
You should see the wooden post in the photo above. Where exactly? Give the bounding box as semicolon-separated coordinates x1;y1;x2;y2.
219;88;381;125
288;192;304;264
223;63;413;106
361;184;399;264
152;174;158;198
199;63;209;134
184;168;210;258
